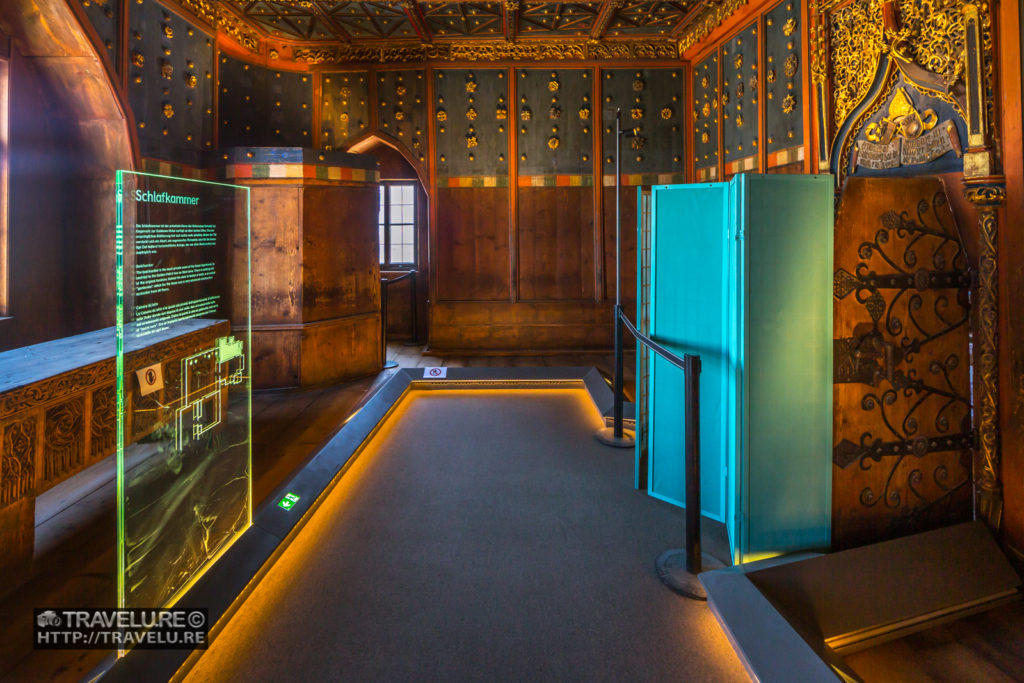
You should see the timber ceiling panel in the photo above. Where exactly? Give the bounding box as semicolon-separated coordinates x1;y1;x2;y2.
605;1;692;36
517;3;601;36
228;1;336;40
330;2;416;39
421;2;504;37
218;0;701;44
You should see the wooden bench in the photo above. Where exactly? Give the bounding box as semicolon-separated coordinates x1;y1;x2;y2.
0;319;230;589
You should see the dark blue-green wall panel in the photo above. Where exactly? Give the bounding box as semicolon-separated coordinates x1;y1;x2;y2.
765;0;804;156
128;0;214;165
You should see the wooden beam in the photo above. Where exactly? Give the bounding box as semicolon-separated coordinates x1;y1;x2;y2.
590;0;623;40
401;0;433;41
671;3;706;38
310;5;353;43
503;0;519;41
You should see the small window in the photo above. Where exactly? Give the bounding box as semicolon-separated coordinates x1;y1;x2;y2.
378;181;416;268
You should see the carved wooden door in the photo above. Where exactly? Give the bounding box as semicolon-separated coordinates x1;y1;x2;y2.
832;177;973;549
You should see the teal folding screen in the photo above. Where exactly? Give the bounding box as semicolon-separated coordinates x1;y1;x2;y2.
643;173;834;564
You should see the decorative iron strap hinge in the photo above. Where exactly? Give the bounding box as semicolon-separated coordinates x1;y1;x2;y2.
833;432;975;469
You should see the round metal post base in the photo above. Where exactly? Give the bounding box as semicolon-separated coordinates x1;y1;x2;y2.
595;426;635;448
655;549;726;601
383;360;399;369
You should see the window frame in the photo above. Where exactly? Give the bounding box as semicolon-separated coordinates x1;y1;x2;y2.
378;180;417;270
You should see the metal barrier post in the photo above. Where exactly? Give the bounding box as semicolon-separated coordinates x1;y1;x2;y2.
655;353;723;600
380;277;397;369
596;109;635;448
684;354;702;575
409;271;419;345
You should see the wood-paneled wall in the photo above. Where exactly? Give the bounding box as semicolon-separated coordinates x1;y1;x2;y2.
0;1;133;352
517;187;595;301
435;186;511;302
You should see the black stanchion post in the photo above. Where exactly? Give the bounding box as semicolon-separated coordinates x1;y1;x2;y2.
380;277;388;367
684;353;701;575
613;305;624;439
409;271;419;344
595;110;634;449
655;352;723;600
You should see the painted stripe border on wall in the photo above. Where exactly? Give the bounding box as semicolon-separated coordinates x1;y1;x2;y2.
141;158;380;183
602;173;686;187
437;176;510;188
517;175;595;187
766;145;805;169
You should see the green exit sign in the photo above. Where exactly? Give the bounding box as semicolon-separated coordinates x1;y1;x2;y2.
278;492;300;510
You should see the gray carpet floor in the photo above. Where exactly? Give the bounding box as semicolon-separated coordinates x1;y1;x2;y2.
184;388;746;682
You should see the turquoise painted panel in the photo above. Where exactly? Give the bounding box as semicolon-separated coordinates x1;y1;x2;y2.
645;173;833;565
739;174;833;558
648;182;730;522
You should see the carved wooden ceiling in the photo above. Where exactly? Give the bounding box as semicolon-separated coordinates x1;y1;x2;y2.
219;1;699;43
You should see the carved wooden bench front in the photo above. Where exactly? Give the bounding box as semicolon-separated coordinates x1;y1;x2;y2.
0;319;230;590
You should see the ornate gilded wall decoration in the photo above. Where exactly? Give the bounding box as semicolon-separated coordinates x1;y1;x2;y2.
163;103;174;118
496;104;507;119
521;106;532;121
632;77;645;91
132;51;145;67
548;78;560;92
701;131;710;143
736;113;744;127
466;107;478;120
767;69;776;84
547;136;559;150
466;134;478;148
702;102;711;117
631;134;646;150
549;106;561;119
186;73;197;88
829;0;884;128
466;79;478;93
783;17;797;36
161;61;173;79
784;53;799;78
782;93;796;114
396;85;407;96
736;82;744;99
579;106;590;121
678;0;748;54
437;109;448;121
631;107;645;120
292;39;678;64
661;107;673;119
163;24;174;39
734;53;743;69
701;75;710;89
891;0;967;88
854;86;962;170
395;109;405;121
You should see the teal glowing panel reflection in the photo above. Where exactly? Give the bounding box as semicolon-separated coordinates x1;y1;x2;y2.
644;174;833;564
115;171;251;613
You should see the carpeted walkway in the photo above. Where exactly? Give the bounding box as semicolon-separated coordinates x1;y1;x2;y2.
185;388;745;682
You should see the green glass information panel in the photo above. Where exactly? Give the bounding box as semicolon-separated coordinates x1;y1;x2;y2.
115;171;251;612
